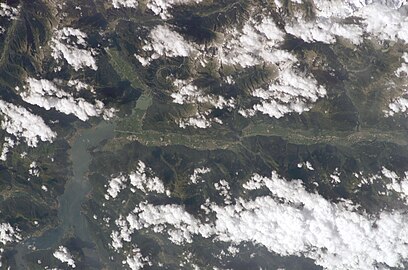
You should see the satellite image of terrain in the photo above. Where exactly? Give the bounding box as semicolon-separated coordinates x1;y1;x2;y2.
1;0;408;269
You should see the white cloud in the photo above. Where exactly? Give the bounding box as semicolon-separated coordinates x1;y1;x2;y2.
170;79;234;128
105;161;168;200
250;67;326;119
0;3;19;20
67;79;95;93
106;175;127;200
129;161;167;194
0;137;14;161
22;77;114;121
125;247;151;270
386;97;408;116
205;17;327;119
112;0;138;8
211;173;408;270
395;53;408;78
51;27;97;71
285;19;363;45
110;170;408;270
296;161;315;171
217;17;288;68
137;25;196;64
190;167;211;184
284;0;408;45
171;79;235;109
0;100;56;147
0;222;20;268
383;167;408;202
357;3;408;43
0;223;21;245
124;202;214;244
140;17;325;121
0;223;20;268
29;161;40;177
214;179;232;204
178;111;218;129
170;80;200;105
384;53;408;117
53;246;76;268
147;0;203;19
330;168;341;184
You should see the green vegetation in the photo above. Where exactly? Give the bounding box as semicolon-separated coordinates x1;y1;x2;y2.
105;48;149;91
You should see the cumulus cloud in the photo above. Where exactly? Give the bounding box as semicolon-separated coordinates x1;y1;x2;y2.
22;77;114;121
51;27;97;71
0;223;21;267
139;16;326;121
129;161;167;194
0;3;19;20
190;167;211;184
125;246;151;270
105;160;168;200
217;17;288;68
249;68;327;118
171;79;235;109
112;0;138;8
53;246;76;268
214;179;232;204
357;3;408;43
0;137;14;161
383;167;408;202
384;53;408;116
118;202;214;246
284;0;408;45
170;79;234;128
285;19;363;45
106;175;127;200
111;171;408;270
0;100;56;147
178;111;223;129
212;173;408;270
0;223;21;245
147;0;203;19
67;79;95;93
206;16;326;119
136;25;196;65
